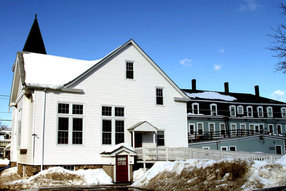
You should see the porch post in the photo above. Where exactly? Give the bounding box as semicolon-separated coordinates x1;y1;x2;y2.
153;132;156;147
132;131;135;148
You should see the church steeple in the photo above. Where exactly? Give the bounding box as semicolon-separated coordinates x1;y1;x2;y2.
23;14;47;54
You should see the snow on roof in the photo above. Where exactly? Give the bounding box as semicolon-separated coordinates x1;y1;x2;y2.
23;52;102;89
185;91;237;101
103;143;134;153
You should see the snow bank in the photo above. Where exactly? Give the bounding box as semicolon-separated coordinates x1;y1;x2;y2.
133;168;145;182
133;157;286;191
0;167;112;190
0;158;9;166
185;91;237;101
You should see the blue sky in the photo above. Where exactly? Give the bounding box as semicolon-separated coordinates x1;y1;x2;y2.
1;0;286;127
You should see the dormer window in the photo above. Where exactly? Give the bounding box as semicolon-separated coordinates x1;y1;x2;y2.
246;106;253;117
210;104;217;116
192;103;199;114
281;107;286;118
266;107;273;118
257;106;264;117
126;61;134;79
237;105;244;115
229;105;236;117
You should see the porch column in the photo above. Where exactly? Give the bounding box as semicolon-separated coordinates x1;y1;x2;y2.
153;132;156;147
132;131;135;148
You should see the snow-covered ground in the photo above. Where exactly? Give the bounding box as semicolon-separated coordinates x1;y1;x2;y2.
133;156;286;191
0;167;112;190
1;156;286;190
0;158;9;166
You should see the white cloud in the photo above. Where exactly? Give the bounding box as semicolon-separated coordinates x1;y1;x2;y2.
219;48;224;53
214;64;222;71
179;58;192;67
271;90;286;101
239;0;259;12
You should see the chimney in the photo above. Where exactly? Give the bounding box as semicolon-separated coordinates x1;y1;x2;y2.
224;82;229;94
255;85;260;97
192;79;196;91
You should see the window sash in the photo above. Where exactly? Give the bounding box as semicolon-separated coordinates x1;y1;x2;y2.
102;120;112;144
58;103;69;114
102;106;112;116
115;120;124;144
126;62;134;79
157;131;165;146
72;118;83;144
115;107;124;117
156;88;163;105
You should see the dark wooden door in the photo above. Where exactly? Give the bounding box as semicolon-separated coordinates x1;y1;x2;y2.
135;133;142;148
116;155;128;182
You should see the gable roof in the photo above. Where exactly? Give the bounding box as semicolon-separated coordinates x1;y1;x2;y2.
23;15;47;54
19;52;101;89
16;39;189;100
128;121;159;132
182;89;286;105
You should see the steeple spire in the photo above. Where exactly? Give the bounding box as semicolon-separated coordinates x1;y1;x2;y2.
23;14;47;54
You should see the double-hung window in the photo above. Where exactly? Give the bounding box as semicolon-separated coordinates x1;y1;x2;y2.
281;107;286;119
266;107;273;118
237;106;244;115
156;88;163;105
257;106;264;117
192;103;199;114
126;61;134;79
210;104;217;116
246;106;253;117
229;105;236;117
157;131;165;146
102;106;125;145
57;103;83;145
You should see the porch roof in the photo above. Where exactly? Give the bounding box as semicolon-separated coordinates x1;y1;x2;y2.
128;121;159;132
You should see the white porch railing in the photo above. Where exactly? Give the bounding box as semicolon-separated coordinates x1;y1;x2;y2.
135;147;281;163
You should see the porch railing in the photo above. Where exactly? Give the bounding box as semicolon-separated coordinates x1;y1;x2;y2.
188;129;286;143
135;147;281;163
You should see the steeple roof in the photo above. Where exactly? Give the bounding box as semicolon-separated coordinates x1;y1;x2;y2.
23;14;47;54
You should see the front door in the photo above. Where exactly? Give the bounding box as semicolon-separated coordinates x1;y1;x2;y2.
116;155;128;182
135;133;142;148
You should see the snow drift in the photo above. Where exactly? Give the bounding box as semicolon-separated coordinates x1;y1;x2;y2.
133;156;286;191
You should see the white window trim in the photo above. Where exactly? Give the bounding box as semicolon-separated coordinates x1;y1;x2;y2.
240;123;246;130
257;106;264;117
246;106;253;117
277;124;282;134
197;122;204;135
266;106;273;118
57;103;85;145
229;146;237;152
230;123;237;135
192;103;200;114
208;122;215;133
125;60;135;80
101;105;125;146
268;124;274;133
229;105;236;117
210;103;217;116
189;123;196;135
237;105;244;115
281;107;286;119
221;146;228;151
155;87;164;106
